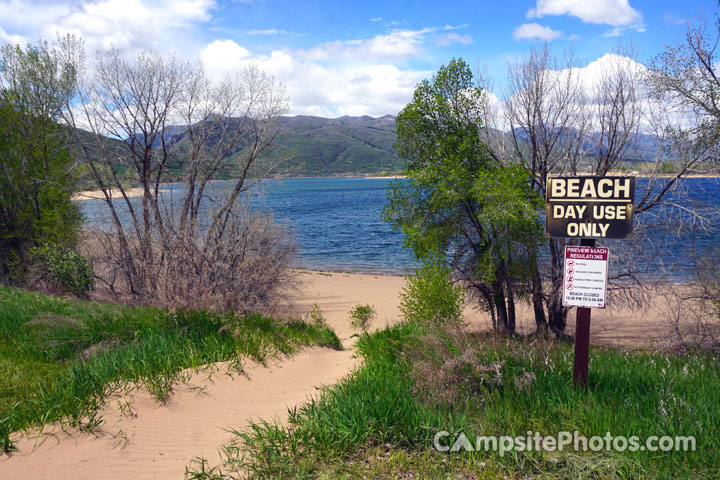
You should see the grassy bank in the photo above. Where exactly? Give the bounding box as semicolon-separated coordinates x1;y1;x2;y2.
0;286;342;454
198;322;720;479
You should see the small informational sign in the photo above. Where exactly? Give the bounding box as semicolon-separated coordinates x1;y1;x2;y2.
562;246;609;308
546;176;634;239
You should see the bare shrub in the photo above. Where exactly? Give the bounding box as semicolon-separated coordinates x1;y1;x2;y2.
405;329;505;407
54;38;294;313
84;208;297;314
660;255;720;351
155;211;297;314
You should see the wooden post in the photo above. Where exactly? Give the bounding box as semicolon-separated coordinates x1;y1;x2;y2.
572;238;595;389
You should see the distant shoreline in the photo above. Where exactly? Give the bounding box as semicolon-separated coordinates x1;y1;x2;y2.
362;175;407;179
72;173;716;201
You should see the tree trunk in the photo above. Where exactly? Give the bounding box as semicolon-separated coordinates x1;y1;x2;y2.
492;278;509;333
505;274;516;333
528;243;547;334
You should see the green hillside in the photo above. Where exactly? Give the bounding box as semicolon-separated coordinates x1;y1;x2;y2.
258;114;402;176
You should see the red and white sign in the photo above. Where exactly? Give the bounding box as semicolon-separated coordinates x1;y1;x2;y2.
562;246;609;308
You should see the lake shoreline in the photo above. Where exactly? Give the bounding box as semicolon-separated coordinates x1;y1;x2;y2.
72;172;718;202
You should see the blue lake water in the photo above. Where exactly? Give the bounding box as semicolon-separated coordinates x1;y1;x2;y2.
78;176;719;278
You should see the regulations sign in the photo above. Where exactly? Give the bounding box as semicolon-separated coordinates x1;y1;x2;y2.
562;246;609;308
546;176;634;239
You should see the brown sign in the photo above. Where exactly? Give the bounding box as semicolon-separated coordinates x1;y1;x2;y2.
546;176;634;239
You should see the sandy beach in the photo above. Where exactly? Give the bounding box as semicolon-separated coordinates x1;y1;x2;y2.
71;187;172;201
72;187;148;201
0;270;672;479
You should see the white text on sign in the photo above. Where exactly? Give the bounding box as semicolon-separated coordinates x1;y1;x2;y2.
546;176;635;239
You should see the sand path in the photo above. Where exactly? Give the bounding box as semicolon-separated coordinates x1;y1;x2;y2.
0;271;670;479
0;271;406;480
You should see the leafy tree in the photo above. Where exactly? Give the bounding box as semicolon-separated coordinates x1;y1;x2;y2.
0;41;81;283
384;59;543;333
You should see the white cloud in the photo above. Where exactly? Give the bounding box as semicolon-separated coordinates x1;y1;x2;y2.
200;39;429;117
0;1;68;38
0;0;216;54
527;0;642;27
201;39;250;65
296;25;466;61
663;14;687;26
565;52;644;88
512;23;563;41
0;3;462;118
243;28;303;36
0;26;27;45
297;28;426;61
437;32;473;46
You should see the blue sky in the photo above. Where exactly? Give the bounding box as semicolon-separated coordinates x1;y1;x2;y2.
0;0;713;116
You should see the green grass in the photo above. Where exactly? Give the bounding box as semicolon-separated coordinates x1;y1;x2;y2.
0;286;342;454
196;322;720;479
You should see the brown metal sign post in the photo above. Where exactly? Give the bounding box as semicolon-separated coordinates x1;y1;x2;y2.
545;176;634;389
572;238;595;388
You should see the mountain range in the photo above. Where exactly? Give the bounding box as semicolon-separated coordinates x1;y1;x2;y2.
76;113;668;190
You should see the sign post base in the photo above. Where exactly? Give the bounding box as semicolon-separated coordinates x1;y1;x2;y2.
573;306;591;388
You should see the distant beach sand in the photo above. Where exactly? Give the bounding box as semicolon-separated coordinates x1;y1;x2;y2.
72;187;171;201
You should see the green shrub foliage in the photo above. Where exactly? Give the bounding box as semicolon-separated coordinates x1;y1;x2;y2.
37;246;94;297
400;259;465;328
349;304;377;333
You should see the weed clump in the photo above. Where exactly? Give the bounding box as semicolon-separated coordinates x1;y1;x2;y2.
349;304;376;334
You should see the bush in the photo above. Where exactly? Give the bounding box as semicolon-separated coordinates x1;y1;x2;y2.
308;302;327;327
36;245;94;297
399;259;465;328
85;207;297;313
349;304;376;333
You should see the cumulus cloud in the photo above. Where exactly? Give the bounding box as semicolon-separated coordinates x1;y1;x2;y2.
0;0;216;54
199;24;471;116
512;23;563;41
0;2;464;117
201;39;251;65
527;0;642;27
200;39;429;117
